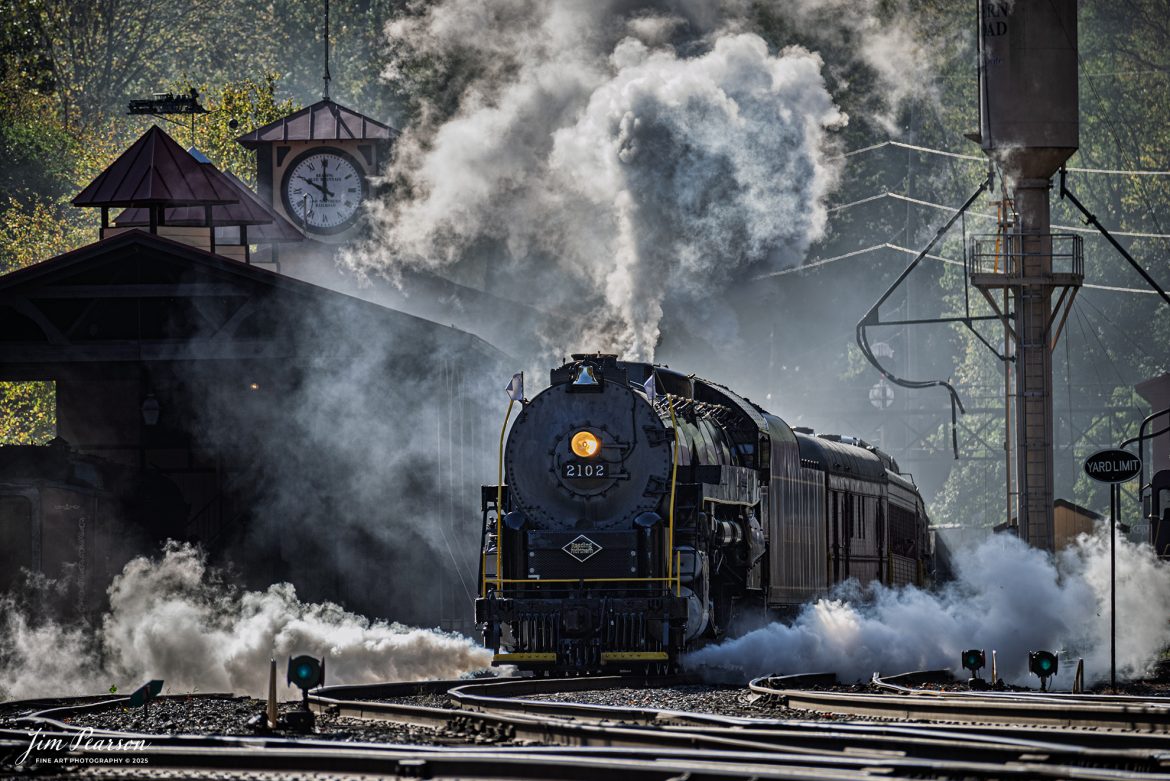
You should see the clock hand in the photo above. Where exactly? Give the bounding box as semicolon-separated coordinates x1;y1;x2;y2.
319;159;332;202
297;174;334;201
298;176;328;194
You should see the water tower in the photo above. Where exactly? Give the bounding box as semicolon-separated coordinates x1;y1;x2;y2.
969;0;1082;551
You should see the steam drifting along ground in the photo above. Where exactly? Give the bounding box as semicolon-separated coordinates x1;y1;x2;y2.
0;543;492;701
686;527;1170;685
348;0;937;362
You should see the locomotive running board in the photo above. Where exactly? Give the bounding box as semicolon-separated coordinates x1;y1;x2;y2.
493;652;556;664
600;652;669;663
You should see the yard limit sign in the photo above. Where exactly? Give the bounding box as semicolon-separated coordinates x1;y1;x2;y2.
1084;448;1142;693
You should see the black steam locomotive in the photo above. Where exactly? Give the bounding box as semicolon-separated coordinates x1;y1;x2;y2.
476;354;930;672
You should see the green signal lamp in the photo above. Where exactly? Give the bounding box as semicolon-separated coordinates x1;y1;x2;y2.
285;654;325;731
1028;651;1059;691
961;649;985;674
288;655;325;691
961;648;988;690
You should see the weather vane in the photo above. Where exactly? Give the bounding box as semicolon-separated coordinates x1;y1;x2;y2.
127;88;209;145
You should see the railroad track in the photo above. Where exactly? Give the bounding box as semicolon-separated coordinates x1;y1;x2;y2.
750;670;1170;732
4;673;1170;779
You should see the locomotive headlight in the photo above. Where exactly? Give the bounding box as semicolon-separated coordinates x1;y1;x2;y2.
571;430;601;458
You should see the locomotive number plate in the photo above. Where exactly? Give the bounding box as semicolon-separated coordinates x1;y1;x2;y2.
562;461;608;479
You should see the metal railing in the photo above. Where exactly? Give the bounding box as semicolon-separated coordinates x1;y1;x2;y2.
968;233;1083;278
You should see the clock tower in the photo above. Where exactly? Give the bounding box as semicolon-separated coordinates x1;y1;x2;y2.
236;99;395;245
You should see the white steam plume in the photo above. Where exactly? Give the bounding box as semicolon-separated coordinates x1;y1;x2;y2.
686;528;1170;685
774;0;939;132
0;543;492;700
346;0;937;360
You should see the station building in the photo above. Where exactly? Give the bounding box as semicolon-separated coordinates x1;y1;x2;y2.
0;99;509;630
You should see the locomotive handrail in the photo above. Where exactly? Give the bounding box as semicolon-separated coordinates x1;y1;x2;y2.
667;388;681;596
497;396;517;593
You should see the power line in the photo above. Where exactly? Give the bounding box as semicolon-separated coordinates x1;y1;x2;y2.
1074;301;1129;385
757;242;1161;294
756;244;891;277
888;192;1170;238
840;140;1170;176
825;192;890;213
1072;303;1110;389
1079;293;1159;364
825;190;1170;239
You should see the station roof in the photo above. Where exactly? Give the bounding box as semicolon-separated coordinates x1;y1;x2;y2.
236;99;396;148
114;165;301;239
217;170;304;242
73;126;240;208
0;230;504;372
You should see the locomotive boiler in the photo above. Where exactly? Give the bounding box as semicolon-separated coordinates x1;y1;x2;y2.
476;354;930;672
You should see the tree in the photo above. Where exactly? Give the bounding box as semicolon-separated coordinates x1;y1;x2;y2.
162;75;300;187
0;67;300;443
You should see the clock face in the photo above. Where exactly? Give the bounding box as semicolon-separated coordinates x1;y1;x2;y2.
281;148;367;235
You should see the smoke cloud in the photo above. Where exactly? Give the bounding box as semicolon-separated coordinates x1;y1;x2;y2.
0;543;492;701
346;0;934;361
686;528;1170;685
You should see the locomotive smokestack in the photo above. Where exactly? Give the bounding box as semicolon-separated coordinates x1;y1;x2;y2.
974;0;1081;551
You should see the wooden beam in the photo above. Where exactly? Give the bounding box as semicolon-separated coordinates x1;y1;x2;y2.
27;283;247;299
210;297;257;342
0;340;295;363
9;300;68;344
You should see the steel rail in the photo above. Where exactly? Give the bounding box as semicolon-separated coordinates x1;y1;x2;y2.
317;674;1170;773
9;675;1170;778
750;673;1170;731
0;737;877;781
5;725;1168;781
873;671;1170;706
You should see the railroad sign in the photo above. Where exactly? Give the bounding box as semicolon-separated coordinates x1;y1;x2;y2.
1083;449;1142;484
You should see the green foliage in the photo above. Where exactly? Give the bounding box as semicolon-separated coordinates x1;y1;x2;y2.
163;76;300;188
0;196;90;273
12;0;281;131
0;381;55;444
0;86;76;201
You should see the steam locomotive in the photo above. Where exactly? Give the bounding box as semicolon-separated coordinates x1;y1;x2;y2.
476;354;930;672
